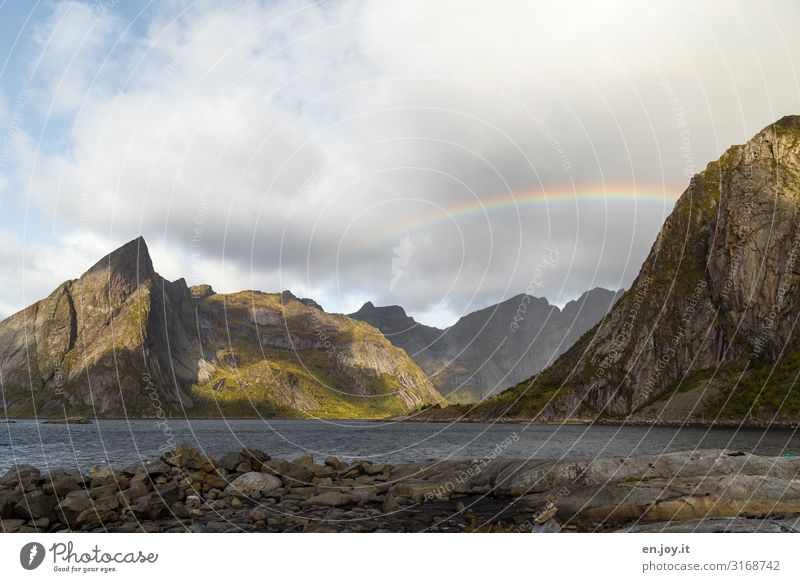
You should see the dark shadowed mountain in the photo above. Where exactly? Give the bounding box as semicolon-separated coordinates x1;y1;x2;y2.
350;288;621;402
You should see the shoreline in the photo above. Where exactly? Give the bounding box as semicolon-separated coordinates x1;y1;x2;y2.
395;414;800;430
3;444;800;533
5;415;799;430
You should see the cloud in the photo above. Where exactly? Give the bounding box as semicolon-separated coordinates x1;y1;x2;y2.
4;0;800;326
29;1;126;116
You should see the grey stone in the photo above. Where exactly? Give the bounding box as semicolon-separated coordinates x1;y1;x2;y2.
225;472;282;497
0;464;41;487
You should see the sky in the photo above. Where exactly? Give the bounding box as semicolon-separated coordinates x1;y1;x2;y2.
0;0;798;328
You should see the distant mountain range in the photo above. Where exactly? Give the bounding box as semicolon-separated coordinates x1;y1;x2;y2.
0;233;623;418
419;115;800;425
0;238;442;418
7;116;799;423
350;289;621;402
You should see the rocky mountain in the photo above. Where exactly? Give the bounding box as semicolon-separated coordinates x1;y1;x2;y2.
428;115;800;424
350;287;621;402
0;238;442;418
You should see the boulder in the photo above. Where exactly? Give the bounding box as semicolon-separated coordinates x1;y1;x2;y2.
130;494;170;521
13;491;57;522
249;506;270;522
117;481;150;506
88;466;119;482
165;443;214;472
324;457;343;470
43;471;83;498
217;452;243;472
241;449;270;471
382;492;405;513
301;491;361;507
93;495;120;512
308;464;336;479
74;507;119;529
292;453;314;466
261;458;291;476
0;488;22;518
283;465;314;487
90;481;127;500
0;464;41;487
123;459;171;477
155;482;182;505
0;518;26;533
56;490;93;525
170;501;189;519
202;474;229;491
225;472;282;497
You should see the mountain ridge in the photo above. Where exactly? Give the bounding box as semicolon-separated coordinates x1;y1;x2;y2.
350;287;622;402
0;238;442;418
421;115;800;424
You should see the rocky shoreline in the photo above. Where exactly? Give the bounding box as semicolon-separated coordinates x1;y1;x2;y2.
2;445;800;533
400;413;800;430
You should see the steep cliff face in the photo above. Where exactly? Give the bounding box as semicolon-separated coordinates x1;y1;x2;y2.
451;115;800;423
0;238;441;418
350;288;620;402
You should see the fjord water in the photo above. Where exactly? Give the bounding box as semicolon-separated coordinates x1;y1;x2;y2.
2;419;799;473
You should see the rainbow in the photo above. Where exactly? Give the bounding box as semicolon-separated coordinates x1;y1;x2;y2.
372;186;680;242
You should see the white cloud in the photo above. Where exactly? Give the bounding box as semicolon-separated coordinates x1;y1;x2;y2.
4;0;800;325
0;228;110;318
29;1;126;116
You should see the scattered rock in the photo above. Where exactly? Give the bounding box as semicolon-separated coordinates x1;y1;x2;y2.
0;518;26;533
217;452;243;472
241;449;270;470
293;453;314;466
43;471;83;497
165;443;214;471
249;506;270;522
88;466;119;482
534;505;558;524
1;464;41;487
118;481;150;506
57;490;94;525
129;494;170;521
203;474;229;491
302;491;361;507
324;457;343;470
226;472;282;497
75;507;119;529
123;459;170;477
14;491;57;522
0;488;22;518
6;447;800;533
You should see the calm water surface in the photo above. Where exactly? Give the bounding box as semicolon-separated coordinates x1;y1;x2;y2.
2;419;799;473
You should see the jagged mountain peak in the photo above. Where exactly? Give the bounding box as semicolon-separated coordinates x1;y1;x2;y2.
356;302;409;316
351;302;431;330
82;236;155;282
0;239;439;418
